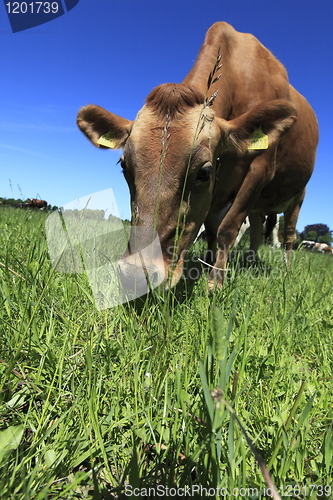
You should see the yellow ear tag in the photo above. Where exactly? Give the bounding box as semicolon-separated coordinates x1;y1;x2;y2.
248;126;268;150
97;131;117;149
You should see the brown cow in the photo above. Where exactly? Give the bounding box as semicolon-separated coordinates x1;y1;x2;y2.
300;240;333;255
28;199;47;209
77;22;318;289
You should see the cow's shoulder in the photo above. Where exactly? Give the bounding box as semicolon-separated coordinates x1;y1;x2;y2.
204;22;289;106
204;22;273;55
204;21;237;41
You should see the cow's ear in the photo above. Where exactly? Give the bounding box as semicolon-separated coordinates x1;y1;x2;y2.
217;100;297;153
77;105;133;149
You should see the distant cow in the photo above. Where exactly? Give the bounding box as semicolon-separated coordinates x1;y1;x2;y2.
28;199;47;209
299;240;333;255
77;22;318;289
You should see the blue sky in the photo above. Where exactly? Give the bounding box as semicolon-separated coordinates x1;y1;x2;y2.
1;0;332;232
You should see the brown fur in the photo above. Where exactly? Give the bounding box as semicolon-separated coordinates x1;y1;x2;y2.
225;100;297;152
28;199;47;209
77;22;319;289
146;83;205;121
77;105;132;149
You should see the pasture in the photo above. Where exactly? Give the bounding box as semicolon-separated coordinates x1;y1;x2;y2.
0;206;332;499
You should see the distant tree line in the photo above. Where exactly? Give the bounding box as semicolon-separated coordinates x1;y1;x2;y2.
1;197;332;246
0;197;58;211
299;223;333;244
59;209;124;222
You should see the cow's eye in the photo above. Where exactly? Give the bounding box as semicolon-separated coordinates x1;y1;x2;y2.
196;163;212;184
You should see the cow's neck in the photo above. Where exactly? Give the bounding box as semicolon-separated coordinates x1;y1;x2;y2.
182;28;234;120
182;22;291;122
182;44;232;120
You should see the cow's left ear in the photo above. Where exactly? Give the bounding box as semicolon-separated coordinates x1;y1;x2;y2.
77;105;133;149
217;100;297;152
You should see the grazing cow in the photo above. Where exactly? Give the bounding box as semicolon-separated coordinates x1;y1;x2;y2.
299;240;333;255
28;199;47;209
77;22;318;289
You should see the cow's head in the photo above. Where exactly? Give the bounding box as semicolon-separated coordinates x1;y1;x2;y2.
77;83;296;288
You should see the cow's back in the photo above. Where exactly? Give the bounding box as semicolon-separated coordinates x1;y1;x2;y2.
288;85;318;170
255;84;318;211
185;22;318;211
184;22;292;119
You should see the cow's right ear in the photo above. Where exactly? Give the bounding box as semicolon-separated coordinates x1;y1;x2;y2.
77;105;133;149
216;100;297;153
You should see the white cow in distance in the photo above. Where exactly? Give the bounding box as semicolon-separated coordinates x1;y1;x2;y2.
299;240;333;255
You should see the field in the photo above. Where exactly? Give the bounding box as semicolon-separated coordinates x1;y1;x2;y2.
0;206;332;499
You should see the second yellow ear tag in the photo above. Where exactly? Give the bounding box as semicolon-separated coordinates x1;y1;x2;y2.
248;126;268;150
98;131;116;149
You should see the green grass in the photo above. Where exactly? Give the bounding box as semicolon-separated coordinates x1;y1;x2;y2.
0;206;332;499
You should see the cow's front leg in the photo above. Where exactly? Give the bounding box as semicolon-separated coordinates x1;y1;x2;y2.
207;245;229;288
283;187;306;265
208;153;273;289
249;211;265;253
208;210;248;288
203;208;231;266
